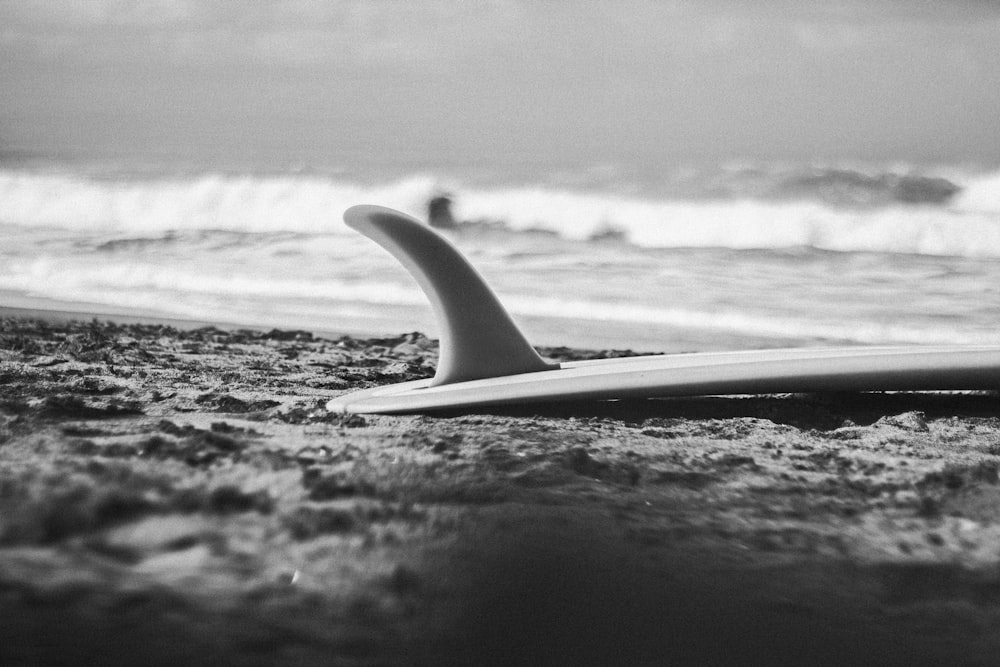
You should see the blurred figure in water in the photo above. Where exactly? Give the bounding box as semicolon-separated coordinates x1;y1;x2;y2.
428;193;456;229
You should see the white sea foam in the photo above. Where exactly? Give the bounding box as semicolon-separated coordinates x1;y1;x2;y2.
0;169;436;234
4;258;996;347
456;185;1000;257
954;170;1000;214
3;163;996;350
503;295;1000;346
0;259;425;306
3;167;1000;257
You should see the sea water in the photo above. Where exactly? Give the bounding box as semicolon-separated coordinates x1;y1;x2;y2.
2;156;999;352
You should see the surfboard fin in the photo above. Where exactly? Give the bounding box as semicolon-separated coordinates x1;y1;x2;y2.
344;205;559;386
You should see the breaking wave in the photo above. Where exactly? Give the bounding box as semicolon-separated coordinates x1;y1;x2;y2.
2;166;1000;257
0;169;439;234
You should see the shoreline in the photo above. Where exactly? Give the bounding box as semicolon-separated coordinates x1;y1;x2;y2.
0;304;223;331
2;314;1000;664
0;301;378;342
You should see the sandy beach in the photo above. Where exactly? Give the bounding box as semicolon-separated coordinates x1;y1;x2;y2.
0;312;998;665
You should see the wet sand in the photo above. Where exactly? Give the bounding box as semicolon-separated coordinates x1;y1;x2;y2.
3;314;1000;665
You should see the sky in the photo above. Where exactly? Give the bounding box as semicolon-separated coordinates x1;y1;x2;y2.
2;0;1000;172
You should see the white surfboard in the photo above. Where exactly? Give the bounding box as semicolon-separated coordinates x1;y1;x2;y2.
327;205;1000;414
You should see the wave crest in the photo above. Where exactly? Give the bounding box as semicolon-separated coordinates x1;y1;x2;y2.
3;167;1000;257
0;170;437;234
456;187;1000;257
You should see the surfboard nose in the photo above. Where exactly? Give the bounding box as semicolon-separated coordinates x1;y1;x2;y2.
343;205;558;385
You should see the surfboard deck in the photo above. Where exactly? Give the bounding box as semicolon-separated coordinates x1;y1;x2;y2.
328;346;1000;413
326;206;1000;414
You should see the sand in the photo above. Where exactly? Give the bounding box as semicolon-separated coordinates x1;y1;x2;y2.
3;314;1000;665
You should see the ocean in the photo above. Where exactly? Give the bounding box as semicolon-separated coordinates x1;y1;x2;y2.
2;155;1000;352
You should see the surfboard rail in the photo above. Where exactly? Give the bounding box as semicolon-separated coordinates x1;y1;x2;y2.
328;205;1000;414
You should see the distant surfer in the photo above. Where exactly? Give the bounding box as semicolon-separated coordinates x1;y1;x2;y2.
427;193;456;229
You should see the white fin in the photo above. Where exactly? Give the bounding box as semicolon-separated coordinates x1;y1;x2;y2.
344;205;558;386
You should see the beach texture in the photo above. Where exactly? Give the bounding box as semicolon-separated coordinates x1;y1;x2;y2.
3;315;1000;665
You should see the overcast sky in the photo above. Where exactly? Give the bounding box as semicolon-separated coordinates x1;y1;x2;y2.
3;0;1000;169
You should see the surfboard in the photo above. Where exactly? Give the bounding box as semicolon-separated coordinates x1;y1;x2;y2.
326;205;1000;414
